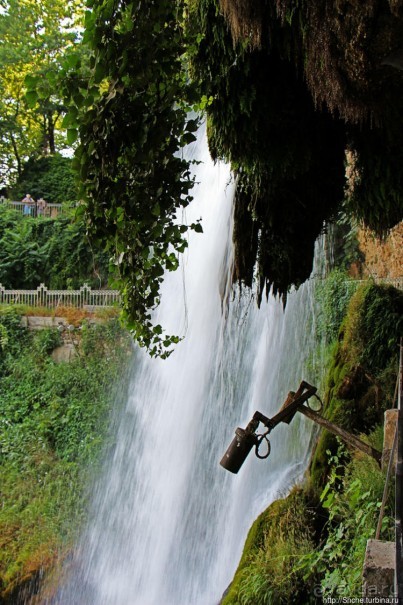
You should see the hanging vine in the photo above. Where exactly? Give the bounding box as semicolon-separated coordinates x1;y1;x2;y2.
62;0;200;357
52;0;403;351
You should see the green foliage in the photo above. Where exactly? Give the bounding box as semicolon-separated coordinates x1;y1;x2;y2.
40;217;110;289
0;314;132;596
310;282;401;488
315;270;359;344
0;219;51;288
331;212;364;271
0;308;29;375
9;154;78;204
330;282;403;381
351;284;403;374
0;205;110;289
302;442;394;599
56;0;202;357
222;489;317;605
0;0;85;186
32;328;62;357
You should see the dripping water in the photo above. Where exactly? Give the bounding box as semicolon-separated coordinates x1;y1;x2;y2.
55;125;326;605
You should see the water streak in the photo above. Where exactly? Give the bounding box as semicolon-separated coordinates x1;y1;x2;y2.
57;127;324;605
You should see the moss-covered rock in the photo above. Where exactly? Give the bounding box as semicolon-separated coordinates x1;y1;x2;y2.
309;282;402;489
221;488;318;605
189;0;403;298
225;282;401;602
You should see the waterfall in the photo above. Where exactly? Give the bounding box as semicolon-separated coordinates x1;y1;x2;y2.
56;126;324;605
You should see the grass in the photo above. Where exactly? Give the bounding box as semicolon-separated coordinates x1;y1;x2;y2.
0;303;120;325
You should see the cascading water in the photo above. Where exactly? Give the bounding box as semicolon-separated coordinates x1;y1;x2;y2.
56;126;325;605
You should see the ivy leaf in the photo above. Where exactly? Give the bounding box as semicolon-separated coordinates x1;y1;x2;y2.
24;74;39;90
151;202;161;217
62;109;79;128
186;118;199;132
67;129;79;145
25;91;38;108
181;132;197;145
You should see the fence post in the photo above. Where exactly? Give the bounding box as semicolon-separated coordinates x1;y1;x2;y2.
80;284;91;308
37;284;48;307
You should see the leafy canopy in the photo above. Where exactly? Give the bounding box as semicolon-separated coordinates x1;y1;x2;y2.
10;154;78;203
0;0;85;186
61;0;200;357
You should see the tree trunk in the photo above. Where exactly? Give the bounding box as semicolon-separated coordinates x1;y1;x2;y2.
47;112;56;154
10;132;22;177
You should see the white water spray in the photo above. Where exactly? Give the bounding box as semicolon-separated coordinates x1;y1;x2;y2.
57;126;324;605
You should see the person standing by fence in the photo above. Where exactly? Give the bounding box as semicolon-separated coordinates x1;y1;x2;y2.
22;194;35;216
37;198;47;217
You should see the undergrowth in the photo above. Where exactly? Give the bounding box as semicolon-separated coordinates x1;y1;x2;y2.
223;434;394;604
0;308;132;600
224;281;401;604
301;435;394;600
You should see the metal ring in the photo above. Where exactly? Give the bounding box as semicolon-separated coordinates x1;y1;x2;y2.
307;393;323;412
255;435;271;459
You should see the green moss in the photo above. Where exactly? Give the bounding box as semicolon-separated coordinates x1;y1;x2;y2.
189;1;403;299
221;506;273;604
222;488;317;605
309;283;402;488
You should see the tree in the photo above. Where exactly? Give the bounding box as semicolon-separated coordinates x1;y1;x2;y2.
0;0;84;187
9;154;78;203
61;0;199;357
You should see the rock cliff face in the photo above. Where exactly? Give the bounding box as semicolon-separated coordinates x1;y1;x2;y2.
191;0;403;301
358;221;403;279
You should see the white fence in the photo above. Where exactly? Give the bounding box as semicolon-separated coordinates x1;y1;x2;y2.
0;283;121;308
0;278;400;310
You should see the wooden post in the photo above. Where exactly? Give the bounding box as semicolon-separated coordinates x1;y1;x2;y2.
273;381;382;464
297;405;382;464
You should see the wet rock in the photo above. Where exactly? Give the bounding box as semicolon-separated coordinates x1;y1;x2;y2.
337;365;371;399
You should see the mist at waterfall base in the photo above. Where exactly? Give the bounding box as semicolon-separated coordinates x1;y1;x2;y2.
56;128;325;605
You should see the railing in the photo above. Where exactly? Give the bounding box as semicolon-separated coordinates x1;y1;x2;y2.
0;197;66;218
0;283;121;308
355;276;403;291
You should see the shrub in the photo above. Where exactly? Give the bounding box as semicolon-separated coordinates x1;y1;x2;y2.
0;318;132;597
9;155;78;204
0;205;110;289
302;439;394;599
